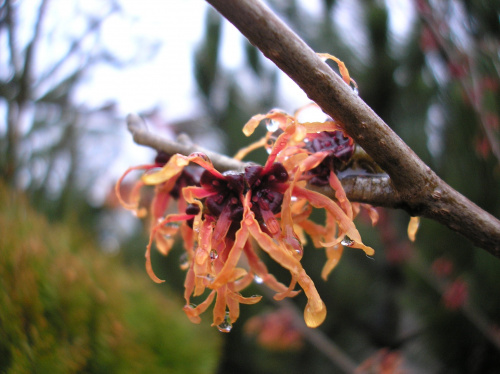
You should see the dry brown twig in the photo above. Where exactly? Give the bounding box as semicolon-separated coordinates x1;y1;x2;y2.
126;0;500;257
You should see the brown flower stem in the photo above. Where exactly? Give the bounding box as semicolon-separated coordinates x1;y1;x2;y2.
204;0;500;257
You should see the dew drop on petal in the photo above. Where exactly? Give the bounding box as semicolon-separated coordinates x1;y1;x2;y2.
217;312;233;333
179;252;189;268
304;300;327;328
341;235;354;247
352;86;359;96
254;275;263;284
265;119;280;132
210;249;218;260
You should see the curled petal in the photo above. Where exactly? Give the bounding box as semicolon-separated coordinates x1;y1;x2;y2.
146;213;194;283
141;154;188;185
228;290;263;305
243;114;268;136
317;52;352;86
115;164;155;215
264;122;295;170
328;171;353;220
243;242;297;295
273;276;298;301
321;244;344;280
211;222;248;289
183;290;216;324
234;135;270;160
212;286;228;326
293;186;375;256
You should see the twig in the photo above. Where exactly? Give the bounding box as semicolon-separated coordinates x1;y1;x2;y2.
204;0;500;257
126;114;401;208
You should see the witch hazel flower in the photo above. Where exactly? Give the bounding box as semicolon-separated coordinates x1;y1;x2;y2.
117;138;331;330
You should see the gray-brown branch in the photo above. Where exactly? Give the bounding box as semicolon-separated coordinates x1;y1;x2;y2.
203;0;500;257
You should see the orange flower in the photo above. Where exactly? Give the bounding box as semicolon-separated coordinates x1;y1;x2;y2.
117;103;376;331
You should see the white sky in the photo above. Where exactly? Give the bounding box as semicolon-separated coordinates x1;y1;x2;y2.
75;0;415;120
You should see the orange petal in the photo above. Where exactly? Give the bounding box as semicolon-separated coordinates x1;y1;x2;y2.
183;290;216;324
211;222;248;289
317;52;351;85
234;134;270;160
329;171;353;220
115;164;153;213
408;216;420;242
243;114;267;136
212;286;228;326
293;186;374;256
321;245;344;280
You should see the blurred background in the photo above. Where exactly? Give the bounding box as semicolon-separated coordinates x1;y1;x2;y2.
1;0;499;373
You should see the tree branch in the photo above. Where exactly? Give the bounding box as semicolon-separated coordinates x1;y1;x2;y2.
203;0;500;257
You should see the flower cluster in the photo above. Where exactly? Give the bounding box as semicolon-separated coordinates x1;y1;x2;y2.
116;104;375;331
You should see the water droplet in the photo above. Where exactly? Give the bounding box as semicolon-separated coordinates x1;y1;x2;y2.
210;249;218;260
179;253;189;269
290;196;298;202
265;139;274;154
265;119;280;132
352;86;359;96
189;303;197;309
217;312;232;333
254;275;263;284
341;235;354;247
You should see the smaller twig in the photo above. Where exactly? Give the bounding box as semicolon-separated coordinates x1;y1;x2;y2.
126;114;402;209
127;114;247;172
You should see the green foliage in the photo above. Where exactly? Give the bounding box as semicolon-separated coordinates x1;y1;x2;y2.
0;184;221;373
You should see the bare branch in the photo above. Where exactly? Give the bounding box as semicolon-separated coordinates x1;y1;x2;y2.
203;0;500;257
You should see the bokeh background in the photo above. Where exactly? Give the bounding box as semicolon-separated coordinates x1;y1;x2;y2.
1;0;500;373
